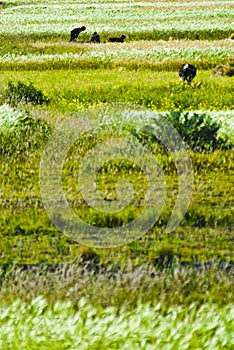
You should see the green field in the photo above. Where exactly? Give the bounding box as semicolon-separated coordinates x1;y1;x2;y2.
0;297;233;349
0;0;234;348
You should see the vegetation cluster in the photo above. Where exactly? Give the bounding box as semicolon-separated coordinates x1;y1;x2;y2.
0;1;233;348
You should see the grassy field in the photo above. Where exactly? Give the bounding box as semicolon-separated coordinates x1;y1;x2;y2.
0;70;233;114
1;0;233;40
0;297;233;349
0;0;234;348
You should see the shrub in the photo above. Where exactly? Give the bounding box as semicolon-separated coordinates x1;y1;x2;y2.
132;110;233;152
213;57;234;77
151;244;175;267
0;104;52;156
4;81;49;106
163;111;232;151
213;65;234;77
79;247;101;265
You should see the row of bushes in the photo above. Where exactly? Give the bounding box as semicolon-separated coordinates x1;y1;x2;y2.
0;81;233;153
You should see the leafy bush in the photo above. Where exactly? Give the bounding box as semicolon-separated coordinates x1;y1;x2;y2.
125;109;233;151
141;110;233;152
4;81;49;106
0;104;52;156
164;111;227;151
79;247;101;272
152;244;174;267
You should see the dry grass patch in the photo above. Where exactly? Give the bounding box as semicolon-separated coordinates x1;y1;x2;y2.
123;39;234;50
28;39;234;53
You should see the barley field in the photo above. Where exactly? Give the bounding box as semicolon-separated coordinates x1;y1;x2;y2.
0;0;234;348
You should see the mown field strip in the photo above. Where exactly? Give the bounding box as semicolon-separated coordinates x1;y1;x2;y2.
1;42;234;64
31;39;234;49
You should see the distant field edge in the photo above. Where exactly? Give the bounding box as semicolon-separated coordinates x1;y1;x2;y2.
1;29;233;43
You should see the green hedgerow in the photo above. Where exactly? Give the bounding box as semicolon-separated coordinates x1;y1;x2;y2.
4;80;49;106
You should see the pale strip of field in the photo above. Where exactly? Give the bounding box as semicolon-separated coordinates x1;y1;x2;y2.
1;40;233;64
32;39;234;50
5;0;233;5
135;1;233;11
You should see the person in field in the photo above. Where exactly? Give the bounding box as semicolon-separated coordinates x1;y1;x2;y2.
108;34;126;43
90;32;100;43
179;63;197;83
70;26;86;42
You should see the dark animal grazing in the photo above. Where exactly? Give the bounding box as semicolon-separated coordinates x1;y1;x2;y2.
179;63;197;83
108;34;126;43
90;32;100;43
70;26;86;42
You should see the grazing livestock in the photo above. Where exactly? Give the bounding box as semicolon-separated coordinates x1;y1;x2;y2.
70;26;86;42
90;32;100;43
109;34;126;43
179;63;197;83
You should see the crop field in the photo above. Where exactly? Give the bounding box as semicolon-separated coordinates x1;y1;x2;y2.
1;297;233;350
0;0;234;348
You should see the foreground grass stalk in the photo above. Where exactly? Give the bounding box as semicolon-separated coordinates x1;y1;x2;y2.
0;295;233;350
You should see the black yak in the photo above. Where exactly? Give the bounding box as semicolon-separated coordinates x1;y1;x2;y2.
179;63;197;83
108;34;126;43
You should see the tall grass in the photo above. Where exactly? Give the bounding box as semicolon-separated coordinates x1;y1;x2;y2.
0;104;233;264
0;296;233;349
1;70;233;113
0;262;233;308
1;45;233;71
1;0;233;50
1;0;233;40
